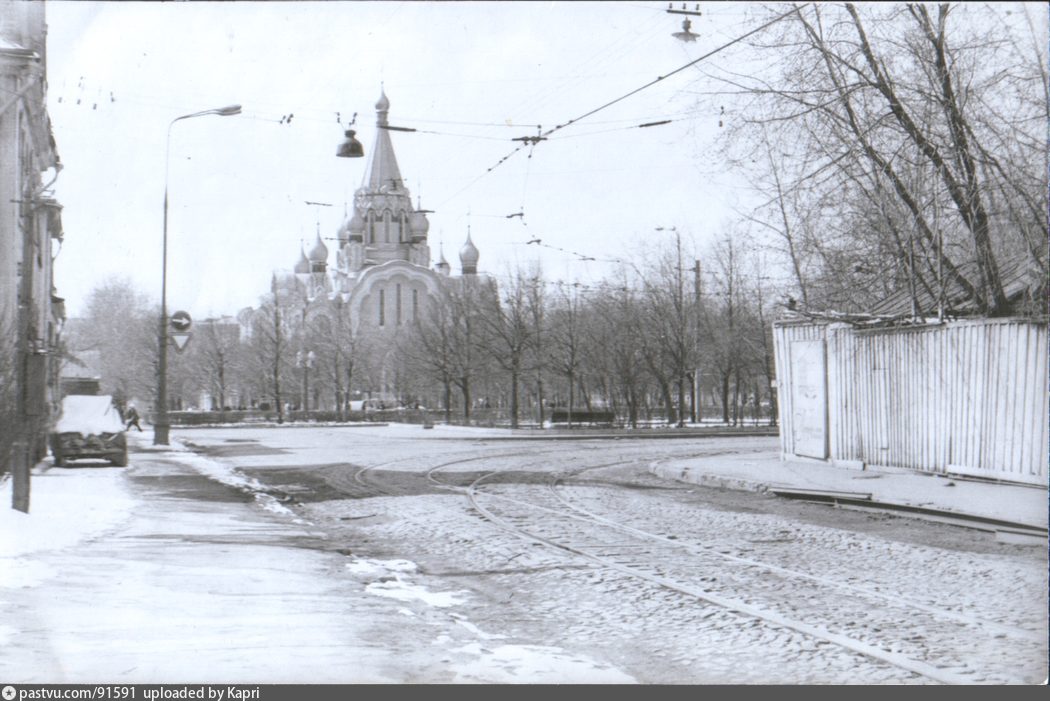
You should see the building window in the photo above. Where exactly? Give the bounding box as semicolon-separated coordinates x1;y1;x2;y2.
378;289;385;326
396;284;402;325
412;289;419;322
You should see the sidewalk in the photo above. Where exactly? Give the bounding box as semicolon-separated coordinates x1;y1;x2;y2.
0;434;642;684
0;441;403;683
650;451;1048;532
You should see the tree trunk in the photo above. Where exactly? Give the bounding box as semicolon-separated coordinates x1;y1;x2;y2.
720;372;730;424
659;379;676;426
509;367;520;429
443;380;452;424
536;375;545;426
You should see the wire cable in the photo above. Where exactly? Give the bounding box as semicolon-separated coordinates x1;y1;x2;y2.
487;5;807;172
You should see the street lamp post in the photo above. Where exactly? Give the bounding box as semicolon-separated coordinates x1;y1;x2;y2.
154;105;241;445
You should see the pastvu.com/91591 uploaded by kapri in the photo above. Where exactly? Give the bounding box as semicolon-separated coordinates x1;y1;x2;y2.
1;688;260;701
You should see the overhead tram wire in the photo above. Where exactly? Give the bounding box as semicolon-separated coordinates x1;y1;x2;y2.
525;3;808;153
437;3;807;209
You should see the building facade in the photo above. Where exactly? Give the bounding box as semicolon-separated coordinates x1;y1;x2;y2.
1;0;64;509
264;91;483;409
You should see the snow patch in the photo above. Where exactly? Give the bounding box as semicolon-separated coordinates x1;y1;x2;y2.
346;558;463;608
365;575;467;608
167;448;269;493
154;442;313;524
345;558;418;576
450;614;506;640
449;642;637;684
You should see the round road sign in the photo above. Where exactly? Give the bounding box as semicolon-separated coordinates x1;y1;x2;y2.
170;310;192;332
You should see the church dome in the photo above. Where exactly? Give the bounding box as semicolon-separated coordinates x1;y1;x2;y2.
436;243;450;275
376;90;390;113
308;233;328;263
459;232;479;274
348;210;365;233
293;247;310;275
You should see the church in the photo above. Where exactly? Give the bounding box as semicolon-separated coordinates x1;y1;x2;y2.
269;90;483;409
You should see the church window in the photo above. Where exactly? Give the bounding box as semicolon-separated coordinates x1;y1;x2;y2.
412;289;419;321
378;289;385;326
367;212;375;244
396;284;403;325
383;211;392;243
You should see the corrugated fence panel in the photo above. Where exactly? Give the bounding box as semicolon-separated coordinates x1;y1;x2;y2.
774;318;1047;486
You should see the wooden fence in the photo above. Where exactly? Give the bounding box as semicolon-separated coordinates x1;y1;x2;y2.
773;317;1048;486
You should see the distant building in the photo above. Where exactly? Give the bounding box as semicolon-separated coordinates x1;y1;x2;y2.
1;0;65;503
268;91;485;405
59;349;102;397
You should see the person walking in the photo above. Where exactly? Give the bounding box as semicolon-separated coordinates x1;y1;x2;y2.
125;404;142;432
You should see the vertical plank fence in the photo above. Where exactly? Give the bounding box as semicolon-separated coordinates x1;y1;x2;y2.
773;318;1048;486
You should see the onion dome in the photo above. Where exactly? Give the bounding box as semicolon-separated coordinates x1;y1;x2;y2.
308;232;328;263
459;231;479;275
376;89;390;114
348;209;365;233
436;243;450;275
293;247;310;275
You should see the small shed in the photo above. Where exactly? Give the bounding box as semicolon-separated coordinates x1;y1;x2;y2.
772;262;1048;487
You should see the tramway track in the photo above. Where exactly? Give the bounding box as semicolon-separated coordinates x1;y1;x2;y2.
456;466;1038;684
546;465;1043;643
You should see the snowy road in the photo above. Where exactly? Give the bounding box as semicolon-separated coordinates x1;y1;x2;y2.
171;423;1048;684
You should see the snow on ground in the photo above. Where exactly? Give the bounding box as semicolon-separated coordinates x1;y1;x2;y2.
151;440;638;683
130;434;311;523
345;557;469;607
0;467;135;581
446;641;637;684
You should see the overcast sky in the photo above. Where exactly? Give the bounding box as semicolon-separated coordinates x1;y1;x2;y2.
46;1;770;320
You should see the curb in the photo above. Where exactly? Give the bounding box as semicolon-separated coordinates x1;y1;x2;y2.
650;464;1048;537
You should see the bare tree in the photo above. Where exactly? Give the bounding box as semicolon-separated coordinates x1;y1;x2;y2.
524;265;548;426
245;276;296;423
477;269;533;428
714;3;1046;316
587;273;647;427
190;318;242;416
547;281;586;427
66;277;155;410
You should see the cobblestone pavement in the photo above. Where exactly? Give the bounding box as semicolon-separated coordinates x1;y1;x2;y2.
180;427;1048;684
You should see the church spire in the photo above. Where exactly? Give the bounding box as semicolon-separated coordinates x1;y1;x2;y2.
365;88;403;191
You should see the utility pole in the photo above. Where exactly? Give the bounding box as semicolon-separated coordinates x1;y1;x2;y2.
675;230;686;428
13;199;36;513
692;258;702;424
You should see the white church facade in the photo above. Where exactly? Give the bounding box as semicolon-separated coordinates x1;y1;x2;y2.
267;90;482;409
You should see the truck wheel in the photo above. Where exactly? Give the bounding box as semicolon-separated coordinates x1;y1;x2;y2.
53;449;64;467
111;450;128;467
